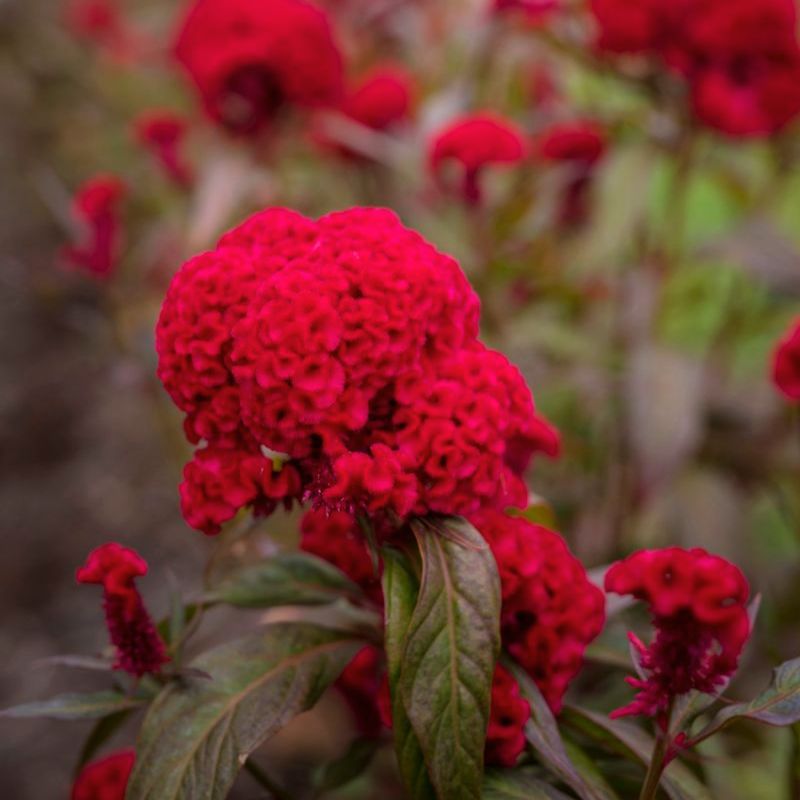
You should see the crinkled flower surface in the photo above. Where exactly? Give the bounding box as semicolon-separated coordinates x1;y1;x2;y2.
71;749;135;800
772;317;800;401
605;547;750;721
173;0;344;134
157;207;555;535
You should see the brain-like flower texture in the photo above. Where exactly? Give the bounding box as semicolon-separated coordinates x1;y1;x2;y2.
430;113;527;205
157;207;557;535
605;547;750;721
173;0;344;135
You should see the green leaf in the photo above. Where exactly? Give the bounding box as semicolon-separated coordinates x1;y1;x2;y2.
0;691;141;720
313;736;381;793
694;657;800;742
400;517;501;800
562;706;712;800
382;546;436;800
507;663;615;800
76;709;135;773
483;767;574;799
205;552;364;609
127;622;361;800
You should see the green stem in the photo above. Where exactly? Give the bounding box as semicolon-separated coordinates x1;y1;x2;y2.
243;758;291;800
639;729;670;800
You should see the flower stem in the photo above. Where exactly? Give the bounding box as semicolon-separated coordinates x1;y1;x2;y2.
639;729;670;800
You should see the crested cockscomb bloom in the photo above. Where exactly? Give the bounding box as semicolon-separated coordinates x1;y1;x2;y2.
77;543;169;676
535;120;607;225
486;664;531;766
429;113;527;205
589;0;800;137
61;174;126;278
772;317;800;401
173;0;344;135
157;206;556;534
315;64;415;160
134;110;193;188
71;749;135;800
473;510;606;712
605;547;751;722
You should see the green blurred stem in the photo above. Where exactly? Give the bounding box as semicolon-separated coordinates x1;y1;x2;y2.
244;758;291;800
639;701;674;800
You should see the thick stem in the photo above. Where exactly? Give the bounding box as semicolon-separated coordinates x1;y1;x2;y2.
638;729;670;800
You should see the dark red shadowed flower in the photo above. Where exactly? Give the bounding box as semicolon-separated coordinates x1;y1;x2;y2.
473;510;606;713
772;317;800;401
173;0;344;136
429;113;527;205
77;543;169;676
71;749;135;800
61;175;126;279
486;664;530;767
605;547;750;723
335;645;387;736
134;110;193;188
535;120;607;226
65;0;139;61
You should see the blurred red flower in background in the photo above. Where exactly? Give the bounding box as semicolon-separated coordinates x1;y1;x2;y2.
71;750;134;800
134;110;193;188
173;0;344;135
61;174;126;279
772;317;800;401
606;547;750;722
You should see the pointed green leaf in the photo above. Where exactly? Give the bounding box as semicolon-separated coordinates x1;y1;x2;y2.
508;663;615;800
562;706;712;800
483;767;575;799
694;657;800;742
1;691;141;720
205;552;365;608
382;547;436;800
127;622;361;800
400;517;501;800
76;709;135;772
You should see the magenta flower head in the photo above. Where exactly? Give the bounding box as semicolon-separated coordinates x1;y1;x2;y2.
77;543;169;677
606;547;751;724
71;748;135;800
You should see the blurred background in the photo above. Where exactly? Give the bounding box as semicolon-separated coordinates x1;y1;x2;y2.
1;0;800;797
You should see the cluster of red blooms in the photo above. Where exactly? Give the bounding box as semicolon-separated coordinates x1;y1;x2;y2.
590;0;800;137
72;749;134;800
77;543;169;676
173;0;344;135
61;175;126;279
157;207;558;535
605;547;750;722
772;317;800;401
299;506;604;766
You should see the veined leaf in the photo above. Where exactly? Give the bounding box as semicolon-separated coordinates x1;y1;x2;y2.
1;690;142;720
562;706;712;800
508;663;615;800
399;517;501;800
382;547;436;800
693;657;800;743
205;552;365;609
483;767;575;799
127;622;360;800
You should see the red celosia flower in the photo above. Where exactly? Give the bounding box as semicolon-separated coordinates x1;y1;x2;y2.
157;207;555;534
335;645;388;736
71;749;135;800
605;547;751;722
589;0;800;137
473;510;606;712
429;113;527;205
772;317;800;401
535;120;607;225
77;543;169;676
300;508;383;604
134;110;193;188
486;664;531;766
173;0;344;135
65;0;139;61
61;174;126;278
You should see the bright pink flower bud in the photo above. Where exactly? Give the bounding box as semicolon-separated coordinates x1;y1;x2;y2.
77;543;169;676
